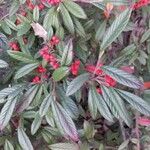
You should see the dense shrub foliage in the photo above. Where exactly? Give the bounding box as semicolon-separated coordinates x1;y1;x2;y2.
0;0;150;149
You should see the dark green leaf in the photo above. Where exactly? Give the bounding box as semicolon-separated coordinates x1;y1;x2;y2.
66;73;90;96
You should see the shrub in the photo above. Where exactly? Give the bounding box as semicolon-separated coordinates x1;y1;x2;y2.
0;0;150;149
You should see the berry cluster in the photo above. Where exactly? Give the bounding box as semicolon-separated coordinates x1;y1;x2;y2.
26;0;45;10
85;64;116;94
32;76;41;84
9;42;20;51
39;36;60;69
132;0;150;9
70;60;80;76
32;65;47;84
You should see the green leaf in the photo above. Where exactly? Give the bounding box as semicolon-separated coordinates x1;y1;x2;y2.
5;19;18;31
95;20;106;42
7;51;35;63
52;101;79;141
140;29;150;43
74;17;86;37
52;67;69;81
39;94;53;117
14;62;39;79
118;139;129;150
0;85;22;99
102;86;119;119
63;1;87;19
45;110;55;127
17;127;34;150
4;139;14;150
101;8;131;50
88;87;98;119
117;89;150;116
16;85;38;113
66;73;90;96
102;66;143;89
102;86;132;126
49;143;79;150
1;21;12;35
17;23;31;36
31;113;42;135
60;3;74;34
0;59;8;68
90;86;114;122
61;39;73;66
84;120;95;139
9;0;19;16
0;32;8;49
56;87;79;119
0;97;18;130
33;6;39;22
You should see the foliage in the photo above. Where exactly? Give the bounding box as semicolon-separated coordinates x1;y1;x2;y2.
0;0;150;149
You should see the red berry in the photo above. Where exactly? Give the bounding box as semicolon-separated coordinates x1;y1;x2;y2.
32;76;41;84
71;60;80;76
9;42;20;51
96;87;102;94
37;65;47;73
105;75;116;87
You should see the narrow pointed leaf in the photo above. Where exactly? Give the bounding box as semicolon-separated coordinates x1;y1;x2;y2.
14;63;39;79
0;97;18;130
66;73;90;96
102;66;143;89
101;8;131;50
39;94;53;117
117;89;150;116
0;59;8;68
52;101;79;141
4;139;14;150
17;127;33;150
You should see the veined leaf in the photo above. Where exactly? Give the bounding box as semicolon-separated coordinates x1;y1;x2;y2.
7;51;35;63
140;29;150;43
60;3;74;34
15;85;38;113
45;110;55;127
5;19;18;31
0;59;8;68
95;20;106;42
33;6;39;22
4;139;14;150
0;85;22;99
63;1;87;19
88;87;98;119
117;89;150;116
0;32;8;49
14;62;39;79
52;101;79;141
56;86;79;119
52;67;70;81
107;88;132;126
0;97;18;130
17;22;31;36
101;8;131;50
102;86;119;119
66;73;90;96
90;86;114;122
49;143;79;150
39;94;53;117
31;113;42;135
17;127;33;150
9;0;19;16
61;38;73;66
102;66;143;89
